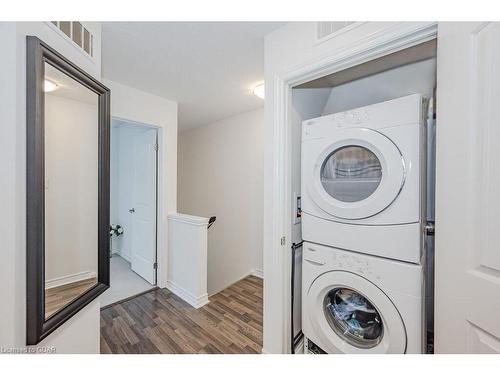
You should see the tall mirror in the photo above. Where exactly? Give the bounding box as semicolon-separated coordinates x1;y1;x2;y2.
26;36;110;345
43;62;99;319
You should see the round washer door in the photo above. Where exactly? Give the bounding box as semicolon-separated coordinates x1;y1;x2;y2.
306;128;405;220
306;270;407;353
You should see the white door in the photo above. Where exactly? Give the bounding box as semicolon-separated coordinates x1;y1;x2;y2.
130;128;157;284
435;22;500;353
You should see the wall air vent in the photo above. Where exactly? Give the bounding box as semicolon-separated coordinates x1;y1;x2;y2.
316;22;356;41
50;21;94;57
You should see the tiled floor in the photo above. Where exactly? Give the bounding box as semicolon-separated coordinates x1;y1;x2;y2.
100;255;155;307
100;275;263;354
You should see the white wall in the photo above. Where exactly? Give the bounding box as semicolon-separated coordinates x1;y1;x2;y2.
45;94;98;282
0;21;102;352
322;58;436;115
102;79;178;288
178;108;264;295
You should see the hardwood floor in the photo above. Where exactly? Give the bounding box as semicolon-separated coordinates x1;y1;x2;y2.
45;277;97;319
100;275;263;354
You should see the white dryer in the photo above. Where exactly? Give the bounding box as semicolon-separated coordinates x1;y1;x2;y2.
301;94;427;264
302;241;424;354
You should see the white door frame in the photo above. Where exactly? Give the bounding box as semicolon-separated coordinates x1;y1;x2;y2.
265;22;438;353
111;116;162;285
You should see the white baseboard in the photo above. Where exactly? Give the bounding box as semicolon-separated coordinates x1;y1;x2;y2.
112;249;131;263
251;268;264;279
45;271;97;289
121;252;131;263
166;280;209;309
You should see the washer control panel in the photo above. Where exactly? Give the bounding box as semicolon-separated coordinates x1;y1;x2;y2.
304;243;382;281
333;252;381;281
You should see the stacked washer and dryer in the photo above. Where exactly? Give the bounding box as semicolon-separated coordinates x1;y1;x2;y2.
301;94;432;354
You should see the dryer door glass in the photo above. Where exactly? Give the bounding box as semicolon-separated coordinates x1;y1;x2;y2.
324;288;383;348
321;146;382;202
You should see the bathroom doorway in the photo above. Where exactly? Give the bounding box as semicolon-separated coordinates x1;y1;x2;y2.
101;118;159;306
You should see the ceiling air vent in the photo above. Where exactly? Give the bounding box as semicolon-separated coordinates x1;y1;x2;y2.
317;22;355;41
51;21;94;57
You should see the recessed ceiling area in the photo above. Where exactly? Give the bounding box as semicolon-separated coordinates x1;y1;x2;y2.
101;22;285;131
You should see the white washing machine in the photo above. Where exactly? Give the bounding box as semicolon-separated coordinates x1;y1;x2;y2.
302;241;424;354
301;94;427;264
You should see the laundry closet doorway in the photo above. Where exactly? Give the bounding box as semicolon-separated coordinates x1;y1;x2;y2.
263;22;439;354
103;118;159;306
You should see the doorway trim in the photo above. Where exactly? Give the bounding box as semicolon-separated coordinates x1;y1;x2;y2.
265;22;438;353
111;116;161;286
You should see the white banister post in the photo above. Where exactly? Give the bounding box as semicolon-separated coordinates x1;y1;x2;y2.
167;213;210;308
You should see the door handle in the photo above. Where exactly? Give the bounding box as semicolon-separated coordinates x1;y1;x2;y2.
305;259;326;266
129;208;135;213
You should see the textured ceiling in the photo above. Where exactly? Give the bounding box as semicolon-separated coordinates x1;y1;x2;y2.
102;22;285;131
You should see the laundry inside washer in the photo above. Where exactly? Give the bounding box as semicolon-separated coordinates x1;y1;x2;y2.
325;288;383;348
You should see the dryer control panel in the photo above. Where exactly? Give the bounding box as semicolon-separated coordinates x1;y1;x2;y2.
302;93;423;139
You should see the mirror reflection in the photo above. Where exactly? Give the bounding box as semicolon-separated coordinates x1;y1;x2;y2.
44;62;99;319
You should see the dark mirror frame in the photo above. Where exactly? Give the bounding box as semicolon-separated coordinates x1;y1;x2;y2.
26;36;110;345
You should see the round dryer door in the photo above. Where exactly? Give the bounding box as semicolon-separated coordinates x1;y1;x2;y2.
306;270;407;353
308;128;405;220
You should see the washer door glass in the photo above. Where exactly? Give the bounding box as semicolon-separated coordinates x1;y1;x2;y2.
324;288;383;348
321;146;382;202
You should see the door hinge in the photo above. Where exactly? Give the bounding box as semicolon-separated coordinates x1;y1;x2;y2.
153;262;158;269
280;236;286;246
154;143;159;151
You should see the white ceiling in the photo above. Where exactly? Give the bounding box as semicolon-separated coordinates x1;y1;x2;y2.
46;63;98;105
101;22;285;131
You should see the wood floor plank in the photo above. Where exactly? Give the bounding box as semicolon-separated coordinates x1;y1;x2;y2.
45;277;97;319
100;276;263;354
